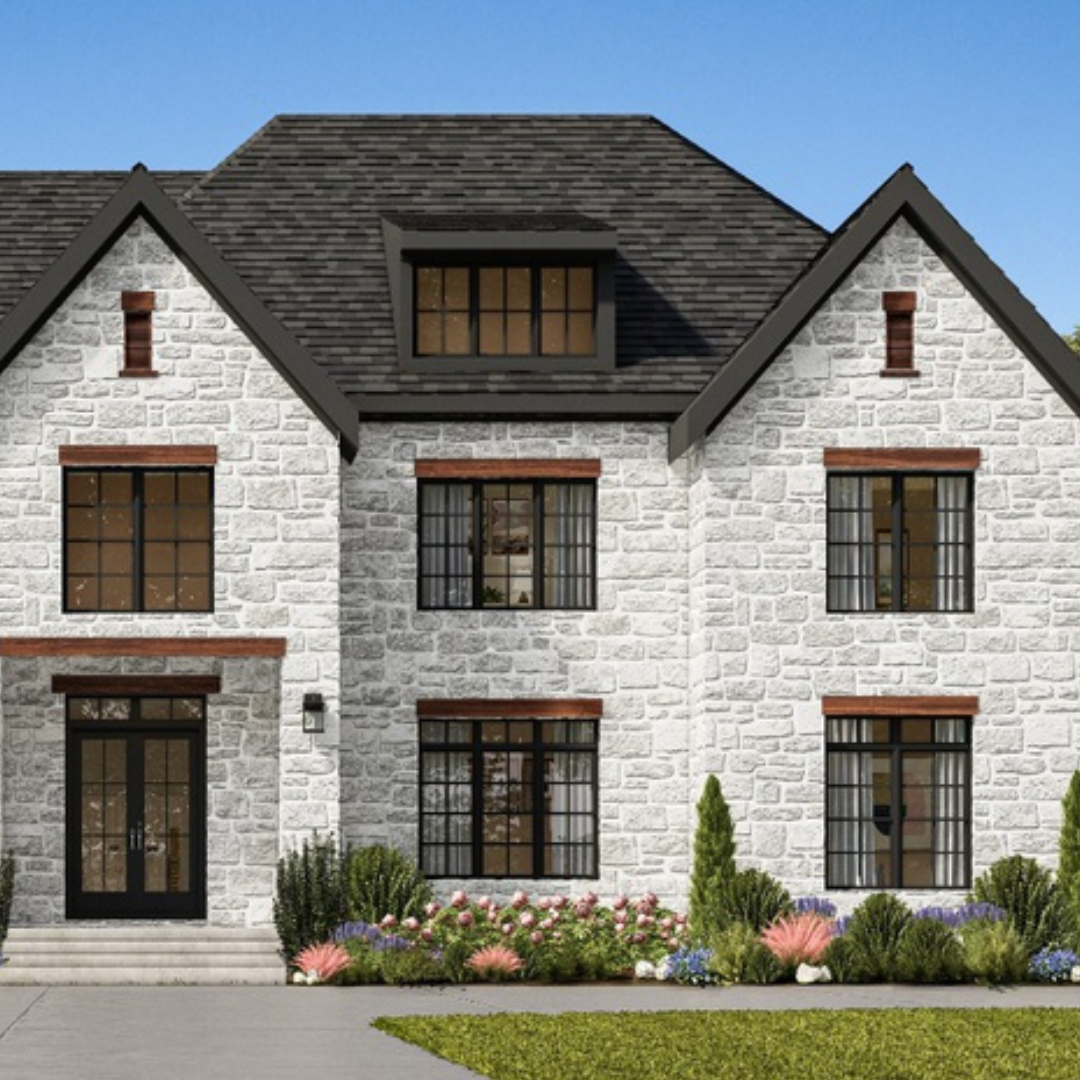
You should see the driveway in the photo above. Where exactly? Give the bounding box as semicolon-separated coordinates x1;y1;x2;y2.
3;983;1080;1080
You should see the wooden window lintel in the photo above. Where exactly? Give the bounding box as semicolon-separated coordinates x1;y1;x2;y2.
882;291;917;313
0;637;286;658
52;674;221;695
417;698;603;720
822;695;980;718
415;458;601;479
823;448;980;471
59;445;218;466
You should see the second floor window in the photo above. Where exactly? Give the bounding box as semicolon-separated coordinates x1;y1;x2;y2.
827;472;972;612
415;264;596;357
64;468;213;612
419;479;596;610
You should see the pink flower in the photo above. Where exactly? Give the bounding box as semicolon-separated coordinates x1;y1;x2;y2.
636;913;654;928
457;910;474;928
582;891;599;906
380;914;398;929
630;932;645;945
540;918;554;931
530;931;544;945
538;897;552;911
502;923;514;936
424;901;441;917
477;895;492;910
675;912;688;926
666;937;680;951
614;910;628;925
450;890;469;909
552;895;569;911
488;908;500;923
553;931;563;942
612;895;629;911
660;916;674;931
511;890;529;910
403;917;420;932
421;927;433;942
575;902;592;919
519;911;537;929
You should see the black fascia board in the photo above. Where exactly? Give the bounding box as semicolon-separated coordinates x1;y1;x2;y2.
0;167;360;460
668;166;1080;463
352;392;694;420
396;228;617;253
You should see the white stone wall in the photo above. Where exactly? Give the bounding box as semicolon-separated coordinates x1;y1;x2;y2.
690;216;1080;910
0;218;341;925
340;422;692;904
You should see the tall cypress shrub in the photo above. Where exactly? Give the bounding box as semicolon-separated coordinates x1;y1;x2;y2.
689;774;736;938
1059;771;1080;924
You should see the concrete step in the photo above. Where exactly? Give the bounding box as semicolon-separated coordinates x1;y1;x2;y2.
1;926;285;985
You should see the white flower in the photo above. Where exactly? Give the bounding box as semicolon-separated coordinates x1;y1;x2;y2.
1071;965;1080;984
634;960;656;980
292;971;307;985
305;971;319;985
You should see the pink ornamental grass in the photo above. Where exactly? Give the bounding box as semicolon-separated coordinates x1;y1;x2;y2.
293;942;350;984
760;912;835;968
466;944;524;982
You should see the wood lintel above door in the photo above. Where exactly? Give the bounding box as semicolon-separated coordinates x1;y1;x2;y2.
0;637;286;658
414;459;602;479
52;675;222;695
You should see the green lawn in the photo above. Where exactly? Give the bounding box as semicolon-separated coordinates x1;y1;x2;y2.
374;1009;1080;1080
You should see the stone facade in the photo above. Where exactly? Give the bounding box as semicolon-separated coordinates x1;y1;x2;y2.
340;421;693;901
688;217;1080;911
0;219;341;926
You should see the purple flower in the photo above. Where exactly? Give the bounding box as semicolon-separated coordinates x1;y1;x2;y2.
794;896;838;920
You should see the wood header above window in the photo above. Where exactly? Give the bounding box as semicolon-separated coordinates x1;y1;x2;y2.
121;291;155;314
882;291;917;314
414;459;601;480
0;637;286;658
823;695;980;718
59;445;218;467
823;448;981;471
51;674;222;695
417;698;603;720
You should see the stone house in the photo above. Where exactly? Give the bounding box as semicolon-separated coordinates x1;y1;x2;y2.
0;116;1077;977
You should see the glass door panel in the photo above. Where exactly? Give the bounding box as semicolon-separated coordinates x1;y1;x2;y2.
79;737;128;894
143;737;192;895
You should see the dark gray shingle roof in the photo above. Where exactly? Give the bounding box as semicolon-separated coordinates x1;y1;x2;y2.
178;115;827;401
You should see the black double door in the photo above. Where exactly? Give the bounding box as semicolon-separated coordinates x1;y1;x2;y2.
66;697;206;919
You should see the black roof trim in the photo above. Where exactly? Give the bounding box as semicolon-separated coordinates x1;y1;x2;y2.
353;392;695;420
669;166;1080;462
0;166;359;459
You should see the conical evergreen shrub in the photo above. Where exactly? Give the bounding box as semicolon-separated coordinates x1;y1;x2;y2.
689;774;736;938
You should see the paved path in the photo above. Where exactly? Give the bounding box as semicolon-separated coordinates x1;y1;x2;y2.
2;983;1080;1079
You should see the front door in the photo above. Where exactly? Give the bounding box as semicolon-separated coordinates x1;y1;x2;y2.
66;697;206;919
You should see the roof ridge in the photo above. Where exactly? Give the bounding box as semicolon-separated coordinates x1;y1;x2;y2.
180;116;283;204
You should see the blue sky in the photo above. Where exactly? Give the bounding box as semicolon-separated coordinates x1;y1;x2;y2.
1;0;1078;330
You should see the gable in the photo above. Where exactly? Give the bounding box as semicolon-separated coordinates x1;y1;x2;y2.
669;166;1080;461
0;167;359;459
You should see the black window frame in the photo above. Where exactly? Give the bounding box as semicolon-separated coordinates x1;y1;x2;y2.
825;471;974;613
62;466;215;614
418;716;600;881
417;478;597;611
825;715;973;891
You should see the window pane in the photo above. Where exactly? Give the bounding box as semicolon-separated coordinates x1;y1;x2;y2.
68;473;98;507
444;268;470;311
443;312;470;355
178;473;210;505
568;267;593;310
144;473;175;505
416;312;441;354
567;312;595;355
506;268;531;310
505;312;531;354
101;472;133;505
416;268;442;311
478;312;504;355
541;268;566;311
479;268;504;310
541;313;567;354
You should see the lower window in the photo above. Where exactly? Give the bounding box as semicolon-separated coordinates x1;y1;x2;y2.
826;715;971;889
419;717;598;879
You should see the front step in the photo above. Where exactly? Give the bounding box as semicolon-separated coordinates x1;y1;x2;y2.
0;926;285;985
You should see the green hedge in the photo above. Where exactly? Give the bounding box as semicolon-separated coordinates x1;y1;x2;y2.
376;1009;1080;1080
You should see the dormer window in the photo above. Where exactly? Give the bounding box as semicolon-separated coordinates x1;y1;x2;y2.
382;213;616;372
415;264;596;358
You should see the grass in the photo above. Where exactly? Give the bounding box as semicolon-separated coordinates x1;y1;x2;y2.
374;1009;1080;1079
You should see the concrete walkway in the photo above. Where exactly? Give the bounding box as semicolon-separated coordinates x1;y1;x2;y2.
2;983;1080;1080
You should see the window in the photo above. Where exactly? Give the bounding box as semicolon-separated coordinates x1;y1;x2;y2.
418;703;599;879
417;470;596;610
882;291;917;375
415;264;596;357
121;291;155;376
825;707;972;889
64;468;213;612
826;463;974;612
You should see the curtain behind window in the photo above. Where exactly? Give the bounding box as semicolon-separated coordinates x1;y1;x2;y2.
545;484;594;608
828;718;876;887
934;477;969;612
419;484;471;607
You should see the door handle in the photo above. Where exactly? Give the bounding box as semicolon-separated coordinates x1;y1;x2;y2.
129;827;137;851
136;821;144;851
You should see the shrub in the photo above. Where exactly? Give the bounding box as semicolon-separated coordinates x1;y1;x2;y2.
971;855;1074;955
707;923;780;985
689;775;736;938
821;934;869;984
760;912;834;971
345;844;432;924
717;869;792;934
293;941;350;984
842;893;912;982
1029;947;1080;983
0;853;13;953
664;946;715;987
962;919;1029;985
893;917;966;984
378;948;445;986
467;945;524;982
1058;772;1080;928
273;834;347;963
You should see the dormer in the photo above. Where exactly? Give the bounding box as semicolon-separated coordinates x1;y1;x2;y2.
382;213;617;373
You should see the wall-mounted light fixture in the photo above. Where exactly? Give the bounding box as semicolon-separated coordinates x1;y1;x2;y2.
303;692;326;734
